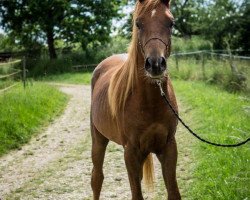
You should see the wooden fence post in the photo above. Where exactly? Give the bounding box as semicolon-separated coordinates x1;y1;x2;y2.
22;56;26;89
175;54;179;71
201;51;206;79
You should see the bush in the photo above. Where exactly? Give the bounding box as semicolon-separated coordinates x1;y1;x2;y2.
27;36;129;77
172;36;212;52
26;53;86;77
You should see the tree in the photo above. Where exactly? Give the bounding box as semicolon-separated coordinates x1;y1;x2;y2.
0;0;124;59
63;0;124;52
171;0;201;38
0;33;19;52
194;0;249;50
0;0;70;59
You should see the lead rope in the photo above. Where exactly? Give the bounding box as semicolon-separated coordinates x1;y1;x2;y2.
157;81;250;147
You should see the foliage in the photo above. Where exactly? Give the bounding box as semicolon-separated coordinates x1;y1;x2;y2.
171;0;201;37
0;0;125;59
65;0;125;52
26;36;129;77
172;36;212;52
83;36;129;62
0;33;21;52
0;83;68;156
194;0;249;51
173;80;249;199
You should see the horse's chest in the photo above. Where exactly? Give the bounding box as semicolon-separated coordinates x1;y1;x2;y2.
125;96;176;152
125;105;171;153
139;122;169;153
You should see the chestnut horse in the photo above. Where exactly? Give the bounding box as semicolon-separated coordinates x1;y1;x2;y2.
91;0;180;199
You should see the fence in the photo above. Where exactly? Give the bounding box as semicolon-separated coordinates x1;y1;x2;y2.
70;50;250;79
170;50;249;79
72;64;97;72
0;50;249;92
0;57;27;94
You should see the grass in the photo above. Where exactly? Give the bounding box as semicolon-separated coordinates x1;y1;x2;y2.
40;72;92;85
0;60;21;74
169;56;250;93
173;80;250;200
0;79;15;90
0;83;68;156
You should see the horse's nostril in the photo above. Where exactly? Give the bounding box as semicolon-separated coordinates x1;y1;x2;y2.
145;57;152;71
160;57;166;69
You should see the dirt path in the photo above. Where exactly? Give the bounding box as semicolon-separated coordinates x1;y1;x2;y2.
0;84;194;200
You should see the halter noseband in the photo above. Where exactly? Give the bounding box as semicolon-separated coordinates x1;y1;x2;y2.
138;37;171;58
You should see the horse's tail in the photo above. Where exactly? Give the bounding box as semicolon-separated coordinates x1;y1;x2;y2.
143;153;155;190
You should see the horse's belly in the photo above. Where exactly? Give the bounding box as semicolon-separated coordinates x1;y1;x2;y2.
91;77;122;145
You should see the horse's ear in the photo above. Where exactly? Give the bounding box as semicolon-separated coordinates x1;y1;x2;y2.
162;0;170;7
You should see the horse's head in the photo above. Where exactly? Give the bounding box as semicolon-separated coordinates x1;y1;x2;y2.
135;0;174;79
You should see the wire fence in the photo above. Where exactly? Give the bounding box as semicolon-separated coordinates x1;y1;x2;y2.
171;50;248;76
71;50;250;72
171;50;250;60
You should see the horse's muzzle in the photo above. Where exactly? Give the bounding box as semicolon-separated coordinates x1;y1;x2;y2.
145;56;167;78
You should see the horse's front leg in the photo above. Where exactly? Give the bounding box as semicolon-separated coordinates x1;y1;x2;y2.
157;136;181;200
124;144;145;200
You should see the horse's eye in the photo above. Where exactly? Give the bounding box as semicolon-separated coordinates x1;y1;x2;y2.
136;20;141;29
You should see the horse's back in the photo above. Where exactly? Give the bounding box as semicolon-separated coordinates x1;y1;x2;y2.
91;54;128;90
91;54;128;144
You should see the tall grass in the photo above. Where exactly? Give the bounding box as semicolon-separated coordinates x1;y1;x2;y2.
169;56;250;93
0;60;21;75
0;79;16;90
0;83;68;156
173;80;249;200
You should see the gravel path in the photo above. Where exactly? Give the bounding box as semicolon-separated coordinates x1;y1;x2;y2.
0;84;194;200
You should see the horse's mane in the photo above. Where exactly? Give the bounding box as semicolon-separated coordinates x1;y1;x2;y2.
108;0;161;117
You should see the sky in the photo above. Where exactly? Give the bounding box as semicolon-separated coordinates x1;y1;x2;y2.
0;16;4;34
0;28;4;34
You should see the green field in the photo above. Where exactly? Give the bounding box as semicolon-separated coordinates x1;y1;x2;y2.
0;83;68;156
173;80;249;200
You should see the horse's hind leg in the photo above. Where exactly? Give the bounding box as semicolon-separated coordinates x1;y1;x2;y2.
156;136;181;200
91;124;109;200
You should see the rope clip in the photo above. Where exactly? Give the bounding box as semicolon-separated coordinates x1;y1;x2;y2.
156;80;165;96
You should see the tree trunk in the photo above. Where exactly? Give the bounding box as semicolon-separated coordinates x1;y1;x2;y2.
46;26;57;59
